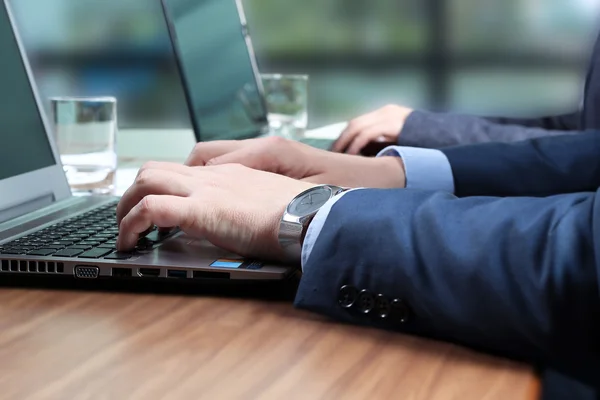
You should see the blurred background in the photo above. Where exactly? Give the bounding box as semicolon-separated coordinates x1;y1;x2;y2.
9;0;600;129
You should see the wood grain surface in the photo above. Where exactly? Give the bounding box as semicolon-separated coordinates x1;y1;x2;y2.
0;288;539;400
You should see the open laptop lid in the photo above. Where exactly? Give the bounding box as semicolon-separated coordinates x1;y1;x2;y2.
161;0;270;142
0;0;71;224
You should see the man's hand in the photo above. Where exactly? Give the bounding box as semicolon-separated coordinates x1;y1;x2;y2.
116;162;314;261
331;104;413;154
185;136;406;189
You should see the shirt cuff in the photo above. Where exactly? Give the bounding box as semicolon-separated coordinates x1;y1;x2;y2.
377;146;455;193
301;189;362;270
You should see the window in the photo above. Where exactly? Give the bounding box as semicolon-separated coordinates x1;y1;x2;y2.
11;0;598;129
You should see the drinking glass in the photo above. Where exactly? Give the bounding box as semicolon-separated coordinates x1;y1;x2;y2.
261;74;308;139
50;96;117;195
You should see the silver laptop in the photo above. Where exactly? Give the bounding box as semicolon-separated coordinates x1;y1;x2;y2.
160;0;335;149
0;0;293;282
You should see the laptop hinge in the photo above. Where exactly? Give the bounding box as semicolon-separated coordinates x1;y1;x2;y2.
0;192;55;225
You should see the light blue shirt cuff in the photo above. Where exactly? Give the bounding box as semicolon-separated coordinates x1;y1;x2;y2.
301;189;362;270
377;146;455;193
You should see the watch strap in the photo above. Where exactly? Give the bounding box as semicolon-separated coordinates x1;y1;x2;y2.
278;185;347;263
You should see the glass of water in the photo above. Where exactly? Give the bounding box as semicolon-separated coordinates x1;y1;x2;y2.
50;96;117;195
261;74;308;139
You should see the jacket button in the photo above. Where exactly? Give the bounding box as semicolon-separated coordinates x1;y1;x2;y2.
357;289;375;314
391;299;410;323
375;294;391;318
338;285;358;308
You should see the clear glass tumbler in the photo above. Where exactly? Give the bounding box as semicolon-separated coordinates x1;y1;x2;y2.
260;74;308;139
50;96;117;195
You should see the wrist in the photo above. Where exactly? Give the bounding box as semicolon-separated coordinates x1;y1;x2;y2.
373;156;406;188
278;185;345;263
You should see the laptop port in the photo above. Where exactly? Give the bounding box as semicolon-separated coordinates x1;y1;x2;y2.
74;265;99;279
112;267;132;278
138;268;160;278
167;269;187;279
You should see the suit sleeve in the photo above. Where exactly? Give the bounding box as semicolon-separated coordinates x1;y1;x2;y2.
294;189;600;388
484;111;580;131
398;110;580;149
440;130;600;197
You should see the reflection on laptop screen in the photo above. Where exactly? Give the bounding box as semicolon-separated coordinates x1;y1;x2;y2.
166;0;268;141
0;5;55;181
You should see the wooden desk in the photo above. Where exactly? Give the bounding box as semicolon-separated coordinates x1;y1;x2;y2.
0;288;539;399
1;130;539;398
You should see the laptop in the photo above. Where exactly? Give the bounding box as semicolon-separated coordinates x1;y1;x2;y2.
0;0;293;282
160;0;336;149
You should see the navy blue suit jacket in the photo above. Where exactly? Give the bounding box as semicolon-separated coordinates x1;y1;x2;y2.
294;189;600;393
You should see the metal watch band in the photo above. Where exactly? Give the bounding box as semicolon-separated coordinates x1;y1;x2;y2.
278;185;346;263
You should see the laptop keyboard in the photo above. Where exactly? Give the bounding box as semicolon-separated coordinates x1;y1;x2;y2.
0;201;174;260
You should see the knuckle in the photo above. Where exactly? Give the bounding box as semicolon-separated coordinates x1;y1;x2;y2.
193;142;204;152
139;195;157;215
135;169;153;185
140;160;159;172
192;142;205;154
265;135;287;146
193;142;204;151
346;120;359;130
384;104;400;114
187;144;205;163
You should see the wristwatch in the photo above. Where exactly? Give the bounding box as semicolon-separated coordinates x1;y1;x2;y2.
278;184;346;262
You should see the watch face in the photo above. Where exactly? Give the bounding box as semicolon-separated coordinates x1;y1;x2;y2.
288;186;333;217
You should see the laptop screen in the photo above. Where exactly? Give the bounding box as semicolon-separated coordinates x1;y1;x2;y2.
0;4;55;181
164;0;268;142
